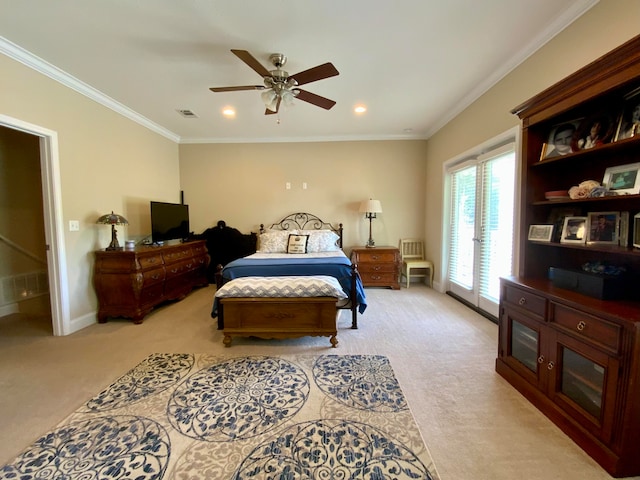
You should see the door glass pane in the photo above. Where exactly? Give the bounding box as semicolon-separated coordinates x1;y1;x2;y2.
449;165;476;289
479;151;515;302
511;320;538;372
561;348;604;419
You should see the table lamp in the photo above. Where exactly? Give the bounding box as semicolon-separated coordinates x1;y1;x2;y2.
96;211;129;250
359;199;382;247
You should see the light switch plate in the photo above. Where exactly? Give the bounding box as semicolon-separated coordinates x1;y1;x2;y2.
69;220;80;231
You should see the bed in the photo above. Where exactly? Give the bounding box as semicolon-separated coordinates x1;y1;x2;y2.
212;212;367;331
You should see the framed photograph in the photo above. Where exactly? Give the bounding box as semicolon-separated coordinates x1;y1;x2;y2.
571;113;615;151
586;211;619;245
528;224;554;242
542;119;582;159
560;216;587;244
615;86;640;141
602;162;640;195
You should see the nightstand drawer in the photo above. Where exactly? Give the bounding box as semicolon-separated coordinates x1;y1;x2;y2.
358;263;397;273
354;252;397;264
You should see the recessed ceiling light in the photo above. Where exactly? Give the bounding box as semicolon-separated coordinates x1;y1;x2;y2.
354;105;367;114
403;128;413;133
222;107;236;117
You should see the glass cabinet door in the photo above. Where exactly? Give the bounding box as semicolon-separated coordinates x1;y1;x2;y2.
560;347;604;419
511;319;538;372
549;331;619;442
501;307;543;387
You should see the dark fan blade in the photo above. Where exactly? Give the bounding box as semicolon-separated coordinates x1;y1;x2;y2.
290;63;339;86
210;85;265;92
265;97;281;115
295;89;336;110
231;49;271;77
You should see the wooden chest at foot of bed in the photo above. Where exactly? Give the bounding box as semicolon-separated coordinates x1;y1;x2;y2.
219;297;338;347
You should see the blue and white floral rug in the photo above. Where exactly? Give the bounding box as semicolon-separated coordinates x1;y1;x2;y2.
0;354;440;479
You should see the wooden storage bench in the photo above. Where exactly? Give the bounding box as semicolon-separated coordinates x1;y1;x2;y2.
215;276;345;347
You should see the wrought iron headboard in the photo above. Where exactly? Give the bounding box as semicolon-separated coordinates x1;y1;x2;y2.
260;212;343;248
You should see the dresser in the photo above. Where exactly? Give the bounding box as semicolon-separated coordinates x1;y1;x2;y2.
350;246;400;289
93;240;209;324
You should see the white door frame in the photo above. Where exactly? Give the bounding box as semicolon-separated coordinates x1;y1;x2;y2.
441;126;521;318
0;114;69;336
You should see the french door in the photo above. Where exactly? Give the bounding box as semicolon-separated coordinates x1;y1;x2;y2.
446;143;516;318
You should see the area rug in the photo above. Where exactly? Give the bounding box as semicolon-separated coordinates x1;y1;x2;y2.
0;354;440;479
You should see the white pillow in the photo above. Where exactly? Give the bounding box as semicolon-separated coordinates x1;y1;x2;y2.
257;230;290;253
297;230;340;252
287;234;309;254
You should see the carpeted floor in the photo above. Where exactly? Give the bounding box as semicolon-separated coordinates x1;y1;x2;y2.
0;353;439;479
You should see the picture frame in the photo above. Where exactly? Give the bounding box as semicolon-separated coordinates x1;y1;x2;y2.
614;86;640;141
528;224;554;242
602;162;640;195
560;216;587;244
571;113;615;152
586;211;619;245
541;119;582;160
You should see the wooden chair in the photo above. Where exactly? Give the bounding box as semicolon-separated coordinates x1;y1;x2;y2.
399;238;434;288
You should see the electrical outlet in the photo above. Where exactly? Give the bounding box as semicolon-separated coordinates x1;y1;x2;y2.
69;220;80;231
302;182;308;190
286;182;291;190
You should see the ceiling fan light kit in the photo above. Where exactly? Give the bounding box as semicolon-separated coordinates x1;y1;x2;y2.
210;49;339;115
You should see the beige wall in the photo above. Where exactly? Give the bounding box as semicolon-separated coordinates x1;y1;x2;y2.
424;0;640;284
0;54;180;328
179;140;428;251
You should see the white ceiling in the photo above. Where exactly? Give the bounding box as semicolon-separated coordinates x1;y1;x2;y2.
0;0;596;143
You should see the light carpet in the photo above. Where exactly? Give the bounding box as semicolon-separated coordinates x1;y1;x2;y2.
0;353;439;479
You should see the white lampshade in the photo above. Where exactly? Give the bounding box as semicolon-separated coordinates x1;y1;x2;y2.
359;199;382;214
261;89;278;110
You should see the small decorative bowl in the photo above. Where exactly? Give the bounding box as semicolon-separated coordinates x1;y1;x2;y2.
545;190;569;200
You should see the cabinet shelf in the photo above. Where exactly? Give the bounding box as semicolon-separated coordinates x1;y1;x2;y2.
528;240;640;256
532;194;640;206
532;135;640;168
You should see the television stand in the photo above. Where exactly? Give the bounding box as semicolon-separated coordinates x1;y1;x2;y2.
93;240;209;324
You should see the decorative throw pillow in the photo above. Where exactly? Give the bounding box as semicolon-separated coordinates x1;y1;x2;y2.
287;234;309;254
298;230;340;252
257;230;290;253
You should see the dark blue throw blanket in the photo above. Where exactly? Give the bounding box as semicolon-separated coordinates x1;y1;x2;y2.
211;255;367;318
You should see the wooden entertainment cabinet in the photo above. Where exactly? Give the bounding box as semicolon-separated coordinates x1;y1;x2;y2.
93;240;209;324
496;35;640;477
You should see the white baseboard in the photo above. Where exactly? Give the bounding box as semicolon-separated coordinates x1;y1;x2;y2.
0;303;19;317
68;311;97;334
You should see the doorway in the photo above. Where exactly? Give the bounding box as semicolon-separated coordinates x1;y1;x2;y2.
0;115;69;335
444;132;518;319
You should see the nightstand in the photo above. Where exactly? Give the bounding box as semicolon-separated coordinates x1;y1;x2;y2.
350;246;400;289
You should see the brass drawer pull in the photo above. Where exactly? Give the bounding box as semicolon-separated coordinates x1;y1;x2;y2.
519;297;527;306
537;356;544;364
547;361;555;370
577;320;586;331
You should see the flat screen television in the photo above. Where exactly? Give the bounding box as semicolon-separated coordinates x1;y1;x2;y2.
150;201;190;243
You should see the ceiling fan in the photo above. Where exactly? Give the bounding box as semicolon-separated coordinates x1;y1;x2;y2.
210;49;339;115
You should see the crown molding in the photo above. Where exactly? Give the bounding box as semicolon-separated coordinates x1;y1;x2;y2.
0;36;180;143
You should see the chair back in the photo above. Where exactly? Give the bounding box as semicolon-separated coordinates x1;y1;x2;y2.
399;238;425;261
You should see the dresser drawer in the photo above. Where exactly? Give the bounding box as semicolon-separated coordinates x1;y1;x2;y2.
138;253;164;269
163;249;191;264
550;303;621;354
502;284;546;319
142;267;165;286
165;259;191;278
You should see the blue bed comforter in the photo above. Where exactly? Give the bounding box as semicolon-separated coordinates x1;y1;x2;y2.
212;254;367;317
